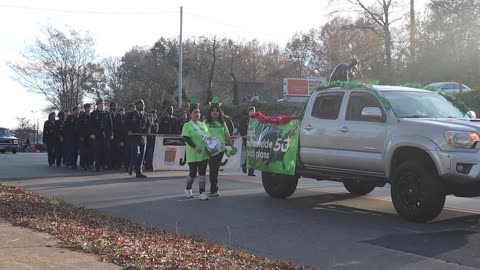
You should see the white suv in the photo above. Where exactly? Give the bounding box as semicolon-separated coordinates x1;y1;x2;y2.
427;82;472;94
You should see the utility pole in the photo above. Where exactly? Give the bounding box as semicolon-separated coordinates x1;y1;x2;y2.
31;110;36;145
37;118;39;145
178;6;183;110
410;0;415;61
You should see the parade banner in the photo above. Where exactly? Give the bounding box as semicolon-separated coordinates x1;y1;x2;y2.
152;135;242;172
246;118;300;175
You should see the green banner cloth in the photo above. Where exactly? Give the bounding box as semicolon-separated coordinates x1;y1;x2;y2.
246;118;300;175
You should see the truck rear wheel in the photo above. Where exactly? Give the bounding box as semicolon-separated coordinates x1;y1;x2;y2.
391;160;446;222
343;180;375;195
262;172;298;198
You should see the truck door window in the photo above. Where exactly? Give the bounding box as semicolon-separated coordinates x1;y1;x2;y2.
311;92;344;120
346;92;385;122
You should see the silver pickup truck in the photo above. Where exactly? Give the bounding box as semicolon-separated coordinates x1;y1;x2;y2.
261;85;480;222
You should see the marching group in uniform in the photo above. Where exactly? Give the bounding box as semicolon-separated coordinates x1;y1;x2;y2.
42;99;183;178
42;97;239;200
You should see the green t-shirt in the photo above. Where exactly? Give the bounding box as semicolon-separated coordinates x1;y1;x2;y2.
181;121;210;163
204;120;229;151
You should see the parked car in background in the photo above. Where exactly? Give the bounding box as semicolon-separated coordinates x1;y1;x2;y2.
426;82;472;94
277;96;309;103
0;127;18;154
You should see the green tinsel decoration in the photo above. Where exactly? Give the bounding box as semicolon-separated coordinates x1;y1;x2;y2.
402;83;471;116
316;81;392;110
299;80;472;119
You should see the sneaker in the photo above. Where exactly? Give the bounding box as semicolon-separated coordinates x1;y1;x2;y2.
208;192;219;197
184;189;193;198
136;173;147;178
198;192;209;200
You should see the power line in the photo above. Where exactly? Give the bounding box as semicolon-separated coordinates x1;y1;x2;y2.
185;12;287;43
0;4;178;15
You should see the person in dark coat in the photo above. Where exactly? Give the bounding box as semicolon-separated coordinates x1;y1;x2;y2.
54;111;66;167
89;99;113;172
78;103;94;170
144;109;159;171
242;106;256;176
328;59;358;82
64;107;80;169
126;100;150;178
43;112;56;166
108;102;118;170
159;106;177;134
115;108;127;170
176;111;187;135
124;103;136;172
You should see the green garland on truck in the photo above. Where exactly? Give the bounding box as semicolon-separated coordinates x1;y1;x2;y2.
402;83;471;115
312;81;471;117
315;81;392;110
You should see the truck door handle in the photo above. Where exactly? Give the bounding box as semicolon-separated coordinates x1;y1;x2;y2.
304;125;313;131
339;127;349;133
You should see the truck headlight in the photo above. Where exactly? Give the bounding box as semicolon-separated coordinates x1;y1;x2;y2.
14;140;18;144
445;131;480;148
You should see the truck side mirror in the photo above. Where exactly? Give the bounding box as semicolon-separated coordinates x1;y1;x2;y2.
361;107;383;119
468;111;477;119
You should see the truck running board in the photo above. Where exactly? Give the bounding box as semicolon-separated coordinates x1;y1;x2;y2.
295;168;387;187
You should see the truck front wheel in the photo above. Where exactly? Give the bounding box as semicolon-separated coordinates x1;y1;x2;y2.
391;160;446;222
343;180;375;195
262;172;298;198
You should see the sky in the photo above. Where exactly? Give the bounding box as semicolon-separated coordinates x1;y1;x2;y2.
0;0;430;129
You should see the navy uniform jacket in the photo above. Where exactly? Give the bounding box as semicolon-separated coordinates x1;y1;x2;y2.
54;119;65;143
77;112;92;141
126;110;151;144
158;114;177;134
147;116;159;145
64;115;79;142
90;110;113;139
110;110;117;137
43;120;55;144
114;113;127;145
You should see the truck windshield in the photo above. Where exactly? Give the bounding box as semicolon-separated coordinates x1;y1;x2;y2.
382;91;466;119
0;128;11;137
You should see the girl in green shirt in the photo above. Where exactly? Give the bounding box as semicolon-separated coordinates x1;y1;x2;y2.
204;104;236;197
181;104;210;200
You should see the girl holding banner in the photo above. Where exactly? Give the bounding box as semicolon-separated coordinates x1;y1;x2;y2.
205;98;237;197
181;99;210;200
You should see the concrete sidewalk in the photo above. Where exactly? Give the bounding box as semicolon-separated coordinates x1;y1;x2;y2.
0;219;121;270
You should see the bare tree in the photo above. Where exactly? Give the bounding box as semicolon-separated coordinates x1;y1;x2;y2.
205;36;218;103
14;117;33;143
330;0;402;83
8;24;103;111
226;39;240;105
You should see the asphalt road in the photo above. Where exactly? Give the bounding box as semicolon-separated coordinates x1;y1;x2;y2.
1;153;480;270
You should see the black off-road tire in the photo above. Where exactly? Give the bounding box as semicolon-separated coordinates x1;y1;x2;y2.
262;172;298;198
391;160;446;222
343;180;375;195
